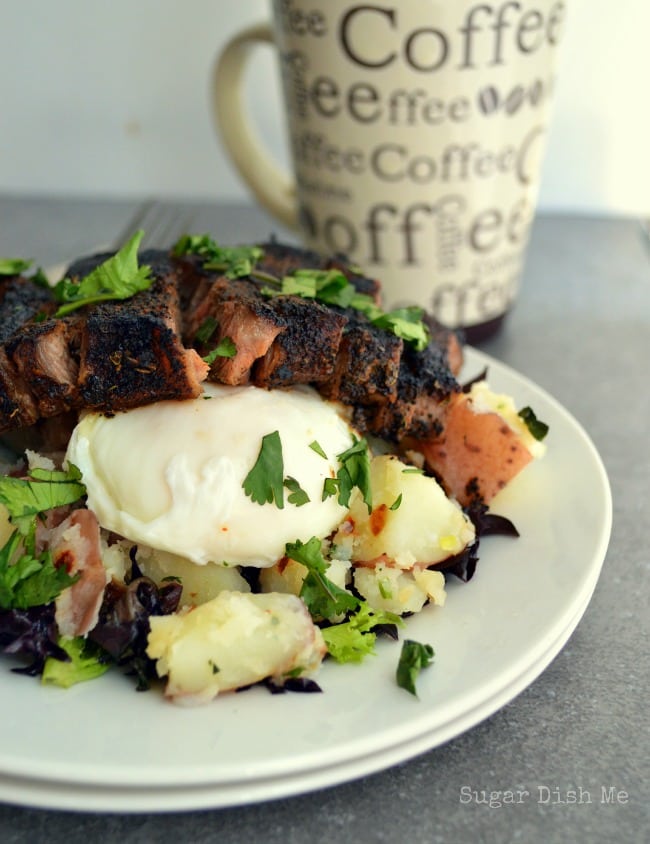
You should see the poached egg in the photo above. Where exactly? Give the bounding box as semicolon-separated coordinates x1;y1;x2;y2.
66;384;355;567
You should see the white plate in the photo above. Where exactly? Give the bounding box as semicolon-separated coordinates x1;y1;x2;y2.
0;348;612;813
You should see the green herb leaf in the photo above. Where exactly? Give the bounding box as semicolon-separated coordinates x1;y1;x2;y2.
389;493;402;511
309;440;327;459
372;307;430;352
242;431;285;508
42;637;111;689
52;230;153;317
172;234;263;279
286;537;359;619
0;464;86;610
518;406;549;441
283;476;310;507
334;437;372;512
322;602;402;663
0;257;33;276
396;639;435;697
195;315;218;344
202;336;237;365
0;533;78;610
0;466;86;527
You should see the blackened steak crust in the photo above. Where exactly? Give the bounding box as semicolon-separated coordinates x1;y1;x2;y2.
176;242;462;440
0;250;206;433
78;250;206;410
0;240;463;444
0;276;53;342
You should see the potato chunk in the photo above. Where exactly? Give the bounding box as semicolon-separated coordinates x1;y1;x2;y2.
136;547;250;606
147;591;326;704
354;563;446;615
342;455;474;566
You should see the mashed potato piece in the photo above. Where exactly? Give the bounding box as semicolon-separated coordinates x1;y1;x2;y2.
66;384;354;567
147;591;326;704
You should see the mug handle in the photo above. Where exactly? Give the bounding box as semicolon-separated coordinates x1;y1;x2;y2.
211;23;299;231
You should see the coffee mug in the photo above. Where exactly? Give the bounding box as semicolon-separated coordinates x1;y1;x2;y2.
212;0;566;338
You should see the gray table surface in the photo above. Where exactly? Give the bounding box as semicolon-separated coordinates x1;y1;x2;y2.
0;196;647;843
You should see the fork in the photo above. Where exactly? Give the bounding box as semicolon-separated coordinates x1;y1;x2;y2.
111;200;196;251
45;201;196;284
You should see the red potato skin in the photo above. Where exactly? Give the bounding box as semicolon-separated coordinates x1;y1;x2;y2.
415;394;533;506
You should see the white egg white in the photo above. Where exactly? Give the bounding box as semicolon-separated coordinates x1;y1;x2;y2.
66;384;355;567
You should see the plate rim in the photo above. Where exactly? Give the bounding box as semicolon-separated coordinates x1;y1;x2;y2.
0;347;613;806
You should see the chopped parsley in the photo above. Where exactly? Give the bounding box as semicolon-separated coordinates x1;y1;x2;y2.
396;639;435;697
389;493;402;511
242;432;309;509
309;440;327;459
283;477;310;507
285;537;359;619
242;431;285;508
195;316;218;344
202;336;237;365
322;436;372;512
518;406;549;441
172;234;264;280
0;464;86;535
0;257;33;276
52;230;153;317
0;465;86;611
262;268;357;308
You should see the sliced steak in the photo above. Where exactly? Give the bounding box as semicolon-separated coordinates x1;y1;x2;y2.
0;276;53;342
319;313;403;406
77;250;207;410
252;296;347;388
6;316;81;417
255;241;326;279
185;276;285;386
352;341;461;441
0;346;40;432
0;276;56;431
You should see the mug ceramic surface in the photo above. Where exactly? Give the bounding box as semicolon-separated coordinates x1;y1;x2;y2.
213;0;566;333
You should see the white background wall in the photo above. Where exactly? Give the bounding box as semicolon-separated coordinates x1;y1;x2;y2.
0;0;646;216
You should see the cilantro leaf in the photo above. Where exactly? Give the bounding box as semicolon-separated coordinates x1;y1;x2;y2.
309;440;327;459
283;476;310;507
262;268;357;308
371;307;430;352
202;336;237;365
322;602;402;663
518;406;549;441
0;532;78;610
285;537;359;619
0;467;86;528
52;230;153;317
396;639;435;697
195;316;218;344
42;637;111;689
0;257;33;276
389;493;402;511
242;431;285;508
334;437;372;512
172;234;263;279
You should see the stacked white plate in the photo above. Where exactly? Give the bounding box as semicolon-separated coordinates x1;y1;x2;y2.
0;349;612;813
